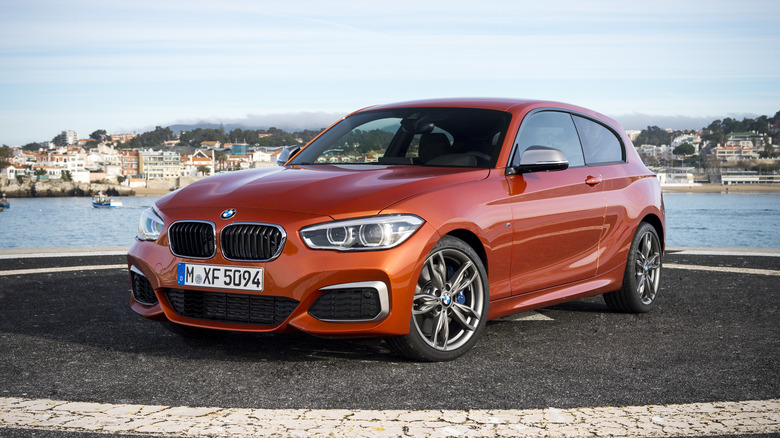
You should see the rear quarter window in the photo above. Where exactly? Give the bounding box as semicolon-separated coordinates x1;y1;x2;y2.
572;115;624;165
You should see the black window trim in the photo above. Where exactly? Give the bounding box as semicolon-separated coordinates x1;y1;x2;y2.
507;107;626;170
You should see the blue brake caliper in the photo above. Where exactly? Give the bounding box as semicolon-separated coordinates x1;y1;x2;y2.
447;266;467;304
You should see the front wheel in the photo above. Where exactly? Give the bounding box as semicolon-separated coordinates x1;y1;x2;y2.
603;222;662;313
387;236;489;361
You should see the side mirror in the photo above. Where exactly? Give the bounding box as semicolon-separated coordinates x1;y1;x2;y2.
276;146;301;166
506;146;569;175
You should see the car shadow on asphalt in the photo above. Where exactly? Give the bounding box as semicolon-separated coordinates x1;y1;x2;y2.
1;271;625;364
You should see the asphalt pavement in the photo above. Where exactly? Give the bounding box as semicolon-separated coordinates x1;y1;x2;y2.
0;248;778;436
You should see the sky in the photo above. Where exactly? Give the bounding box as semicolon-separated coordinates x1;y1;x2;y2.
1;0;779;145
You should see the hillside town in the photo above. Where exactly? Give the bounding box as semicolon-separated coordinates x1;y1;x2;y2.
624;126;780;186
1;117;780;195
0;130;292;194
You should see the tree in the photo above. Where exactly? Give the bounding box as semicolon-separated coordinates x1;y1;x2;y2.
62;170;72;182
634;126;676;146
90;129;107;140
196;165;211;176
638;153;659;167
123;126;175;148
673;143;695;156
0;145;10;163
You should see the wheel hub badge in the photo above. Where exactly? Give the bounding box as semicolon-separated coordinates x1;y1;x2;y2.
442;292;452;306
220;208;237;220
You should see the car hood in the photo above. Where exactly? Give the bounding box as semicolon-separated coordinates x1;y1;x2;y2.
158;165;490;218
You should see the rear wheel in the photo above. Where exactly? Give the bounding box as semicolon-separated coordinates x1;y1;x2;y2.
604;222;662;313
388;236;488;361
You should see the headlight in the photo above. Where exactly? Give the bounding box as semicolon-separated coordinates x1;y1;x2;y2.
300;215;424;251
137;206;165;241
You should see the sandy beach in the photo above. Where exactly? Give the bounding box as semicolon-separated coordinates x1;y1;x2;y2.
131;187;175;196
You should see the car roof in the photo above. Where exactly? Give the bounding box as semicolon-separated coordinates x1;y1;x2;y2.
356;98;624;133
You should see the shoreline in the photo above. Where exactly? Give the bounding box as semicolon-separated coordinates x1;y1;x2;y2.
4;182;780;197
1;186;173;198
662;184;780;193
130;187;174;196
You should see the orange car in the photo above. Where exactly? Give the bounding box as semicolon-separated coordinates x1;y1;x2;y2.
128;98;664;361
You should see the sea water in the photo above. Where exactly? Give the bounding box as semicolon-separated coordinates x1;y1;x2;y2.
0;196;160;249
662;192;780;249
0;193;778;250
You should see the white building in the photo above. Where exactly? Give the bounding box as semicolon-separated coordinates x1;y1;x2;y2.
1;164;25;179
140;149;182;179
671;134;702;153
252;147;283;164
59;130;78;146
181;150;215;177
655;167;700;187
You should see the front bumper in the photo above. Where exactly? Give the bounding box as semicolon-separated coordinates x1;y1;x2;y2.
127;207;437;337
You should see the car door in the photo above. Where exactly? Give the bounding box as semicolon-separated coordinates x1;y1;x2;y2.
505;110;606;295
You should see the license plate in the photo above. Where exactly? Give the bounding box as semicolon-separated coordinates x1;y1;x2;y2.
177;263;263;291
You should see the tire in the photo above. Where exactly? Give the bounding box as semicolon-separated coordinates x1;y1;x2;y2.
387;236;489;361
604;222;662;313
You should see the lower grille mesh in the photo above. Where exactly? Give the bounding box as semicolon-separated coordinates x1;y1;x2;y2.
165;289;298;325
131;271;157;305
308;287;381;321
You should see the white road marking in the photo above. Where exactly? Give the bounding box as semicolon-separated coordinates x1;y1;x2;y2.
665;263;780;276
0;249;127;260
1;397;777;437
0;264;127;276
497;311;554;321
668;247;780;257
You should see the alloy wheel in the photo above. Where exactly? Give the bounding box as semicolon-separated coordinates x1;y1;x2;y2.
412;247;484;352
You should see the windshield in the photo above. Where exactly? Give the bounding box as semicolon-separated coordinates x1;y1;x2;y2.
290;108;512;168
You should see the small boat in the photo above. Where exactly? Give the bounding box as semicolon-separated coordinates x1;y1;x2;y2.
0;193;8;209
92;192;123;208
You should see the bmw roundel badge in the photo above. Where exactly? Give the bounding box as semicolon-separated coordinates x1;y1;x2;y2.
220;208;237;220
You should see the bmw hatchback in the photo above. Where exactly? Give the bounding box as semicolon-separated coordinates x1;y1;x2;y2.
128;98;664;361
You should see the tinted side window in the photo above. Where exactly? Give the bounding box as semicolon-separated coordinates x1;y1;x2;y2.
512;111;584;167
572;115;624;165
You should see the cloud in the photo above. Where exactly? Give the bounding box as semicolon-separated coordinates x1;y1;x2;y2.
612;112;762;131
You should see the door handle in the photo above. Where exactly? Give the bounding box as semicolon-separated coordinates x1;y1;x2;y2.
585;175;603;187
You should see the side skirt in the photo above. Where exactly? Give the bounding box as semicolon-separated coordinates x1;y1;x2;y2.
487;264;624;320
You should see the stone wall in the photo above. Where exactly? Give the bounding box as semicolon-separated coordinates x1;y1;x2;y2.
0;177;133;197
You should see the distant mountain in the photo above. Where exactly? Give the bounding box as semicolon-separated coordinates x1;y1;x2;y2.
163;111;345;135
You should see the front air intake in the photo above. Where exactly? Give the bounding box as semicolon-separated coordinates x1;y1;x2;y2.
131;269;157;305
308;287;382;321
165;289;299;325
